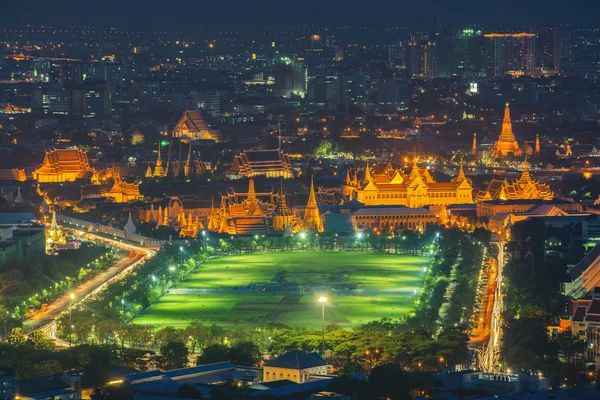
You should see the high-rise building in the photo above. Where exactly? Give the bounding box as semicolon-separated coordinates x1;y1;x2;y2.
273;58;306;98
71;83;112;117
307;76;339;104
423;41;437;79
375;80;410;111
531;25;560;71
485;33;536;78
193;91;221;116
455;28;486;76
340;73;367;108
388;41;404;66
32;84;70;115
560;25;575;62
405;35;422;77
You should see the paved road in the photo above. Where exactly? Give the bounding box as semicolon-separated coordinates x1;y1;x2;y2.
23;232;156;346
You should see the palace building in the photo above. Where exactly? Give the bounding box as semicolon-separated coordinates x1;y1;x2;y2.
341;160;474;207
352;207;438;232
33;149;94;183
475;162;553;202
226;149;293;179
490;103;523;158
171;110;222;142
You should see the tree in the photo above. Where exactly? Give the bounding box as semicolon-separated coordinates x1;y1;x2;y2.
185;321;210;354
314;140;333;157
157;340;189;370
228;342;261;366
8;327;26;345
196;344;230;365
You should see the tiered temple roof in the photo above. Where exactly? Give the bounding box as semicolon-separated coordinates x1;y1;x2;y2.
475;162;553;202
33;149;93;183
172;110;222;142
226;149;293;179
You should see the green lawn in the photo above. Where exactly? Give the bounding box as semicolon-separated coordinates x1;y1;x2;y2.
133;251;429;329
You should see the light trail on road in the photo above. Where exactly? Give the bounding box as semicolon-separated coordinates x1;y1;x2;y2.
24;229;156;347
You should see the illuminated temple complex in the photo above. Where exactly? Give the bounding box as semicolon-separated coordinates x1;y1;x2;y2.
33;149;94;182
490;103;523;158
475;162;553;202
81;167;143;203
341;160;474;207
208;178;321;234
146;142;206;178
226;149;294;179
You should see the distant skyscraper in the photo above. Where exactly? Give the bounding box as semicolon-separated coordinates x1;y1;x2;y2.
405;35;422;78
423;41;437;79
485;33;536;78
193;91;221;116
531;25;560;71
560;25;575;62
375;80;410;111
340;73;367;108
307;76;339;104
273;58;306;98
455;28;485;76
388;41;403;66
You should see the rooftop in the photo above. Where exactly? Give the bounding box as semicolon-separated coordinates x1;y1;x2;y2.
264;350;328;370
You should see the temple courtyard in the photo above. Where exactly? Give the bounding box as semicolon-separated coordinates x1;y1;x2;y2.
133;251;429;329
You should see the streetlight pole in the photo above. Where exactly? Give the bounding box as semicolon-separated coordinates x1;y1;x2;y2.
318;297;327;355
179;246;184;266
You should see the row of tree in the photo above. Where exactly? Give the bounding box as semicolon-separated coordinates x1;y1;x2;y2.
0;244;114;337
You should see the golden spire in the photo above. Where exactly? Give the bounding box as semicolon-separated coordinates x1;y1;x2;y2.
535;134;540;155
247;178;257;201
409;157;421;181
519;159;532;184
156;143;162;167
500;103;514;140
455;159;467;184
307;175;317;206
472;133;477;155
304;175;323;232
345;169;352;185
362;161;372;185
153;143;165;177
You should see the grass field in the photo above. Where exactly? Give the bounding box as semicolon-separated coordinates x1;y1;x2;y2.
133;251;429;330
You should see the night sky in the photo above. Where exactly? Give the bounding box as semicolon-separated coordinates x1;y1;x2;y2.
2;0;599;28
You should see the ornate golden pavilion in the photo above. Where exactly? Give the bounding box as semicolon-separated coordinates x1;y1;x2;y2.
33;149;94;182
342;160;474;207
490;103;523;158
475;162;553;201
208;178;321;235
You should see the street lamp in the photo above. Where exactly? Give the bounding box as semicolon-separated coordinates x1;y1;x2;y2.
179;246;184;265
318;297;327;355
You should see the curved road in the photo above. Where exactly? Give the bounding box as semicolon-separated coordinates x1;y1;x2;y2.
23;232;156;347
